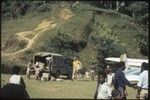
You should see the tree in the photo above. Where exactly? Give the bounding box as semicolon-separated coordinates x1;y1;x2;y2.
125;2;148;18
136;33;148;56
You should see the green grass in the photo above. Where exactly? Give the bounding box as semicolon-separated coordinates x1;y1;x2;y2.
1;74;137;99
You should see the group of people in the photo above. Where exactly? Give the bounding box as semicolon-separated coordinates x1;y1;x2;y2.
94;61;148;99
1;58;148;99
26;59;46;80
26;57;83;81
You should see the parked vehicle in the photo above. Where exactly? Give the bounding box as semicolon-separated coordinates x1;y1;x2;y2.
33;52;73;79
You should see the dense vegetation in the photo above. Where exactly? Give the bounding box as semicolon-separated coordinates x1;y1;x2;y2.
1;1;148;74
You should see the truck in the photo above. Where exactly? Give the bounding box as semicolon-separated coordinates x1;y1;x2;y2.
33;52;73;79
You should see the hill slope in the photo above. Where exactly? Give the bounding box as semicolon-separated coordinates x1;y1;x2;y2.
1;3;148;73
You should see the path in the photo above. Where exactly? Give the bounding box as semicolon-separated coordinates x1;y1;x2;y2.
2;8;74;58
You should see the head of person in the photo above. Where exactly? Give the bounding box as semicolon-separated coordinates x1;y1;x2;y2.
73;57;77;60
30;59;33;63
36;65;39;68
92;63;94;65
12;66;20;75
141;62;148;72
105;65;112;74
98;71;107;84
119;61;126;71
111;89;122;99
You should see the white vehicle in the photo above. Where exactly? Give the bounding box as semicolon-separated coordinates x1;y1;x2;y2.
104;54;148;84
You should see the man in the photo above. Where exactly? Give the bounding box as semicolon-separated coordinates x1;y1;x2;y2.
136;62;148;99
1;66;30;98
105;65;114;90
1;83;30;98
35;62;41;80
10;66;26;89
114;61;135;99
72;57;82;80
94;71;112;99
26;59;34;79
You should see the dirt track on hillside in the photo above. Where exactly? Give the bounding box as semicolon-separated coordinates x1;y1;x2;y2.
2;8;74;58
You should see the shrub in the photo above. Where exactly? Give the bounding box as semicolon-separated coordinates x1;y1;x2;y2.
18;39;27;49
90;35;126;69
136;33;148;56
36;4;52;12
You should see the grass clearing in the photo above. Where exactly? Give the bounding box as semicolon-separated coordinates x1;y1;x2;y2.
1;74;137;99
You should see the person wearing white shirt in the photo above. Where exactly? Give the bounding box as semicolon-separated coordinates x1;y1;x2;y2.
105;65;114;88
136;62;148;99
9;66;26;89
1;66;29;98
94;71;112;99
26;59;34;79
10;75;21;85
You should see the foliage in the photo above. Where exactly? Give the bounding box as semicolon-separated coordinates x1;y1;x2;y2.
90;35;126;69
51;31;87;56
126;2;148;14
36;3;52;12
1;1;52;19
1;35;27;52
124;1;148;25
136;33;148;56
1;2;148;73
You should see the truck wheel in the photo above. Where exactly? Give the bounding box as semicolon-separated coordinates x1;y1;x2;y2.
56;70;60;78
67;74;70;79
48;73;51;81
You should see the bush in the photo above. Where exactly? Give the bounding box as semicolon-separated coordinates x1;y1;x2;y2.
90;36;126;69
36;4;52;12
1;61;26;75
136;33;148;56
18;39;27;49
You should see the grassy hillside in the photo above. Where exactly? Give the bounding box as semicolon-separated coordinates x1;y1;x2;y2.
1;2;148;73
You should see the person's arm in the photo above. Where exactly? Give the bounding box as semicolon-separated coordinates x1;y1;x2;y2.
120;71;133;87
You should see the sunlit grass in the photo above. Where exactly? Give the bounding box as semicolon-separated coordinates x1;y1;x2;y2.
1;74;137;99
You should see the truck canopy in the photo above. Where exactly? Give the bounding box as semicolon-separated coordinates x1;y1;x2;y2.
33;52;62;65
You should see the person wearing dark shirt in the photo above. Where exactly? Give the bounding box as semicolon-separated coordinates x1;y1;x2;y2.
114;62;135;99
90;63;96;80
1;83;30;98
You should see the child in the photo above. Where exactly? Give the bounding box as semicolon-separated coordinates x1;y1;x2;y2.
35;65;41;80
105;65;114;88
94;71;112;99
9;66;26;89
111;89;122;99
90;63;96;80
